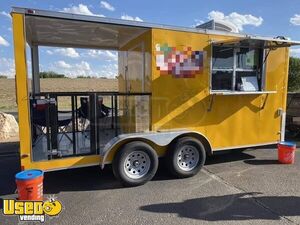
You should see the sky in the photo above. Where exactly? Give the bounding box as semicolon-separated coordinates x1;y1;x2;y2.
1;0;300;78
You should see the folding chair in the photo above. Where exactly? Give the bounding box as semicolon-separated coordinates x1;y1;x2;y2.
78;97;111;135
31;99;73;148
78;97;89;133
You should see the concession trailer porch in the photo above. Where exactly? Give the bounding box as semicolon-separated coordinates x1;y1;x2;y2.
11;7;300;186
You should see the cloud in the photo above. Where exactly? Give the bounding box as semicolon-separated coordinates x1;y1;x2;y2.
62;4;104;17
207;10;263;31
56;60;71;69
290;48;300;57
290;14;300;26
98;64;118;78
46;48;80;58
192;19;204;28
46;50;53;55
87;50;117;61
0;58;15;77
43;48;118;78
78;61;91;71
1;11;11;19
48;60;117;78
100;1;115;11
0;36;9;47
121;14;143;22
52;61;92;77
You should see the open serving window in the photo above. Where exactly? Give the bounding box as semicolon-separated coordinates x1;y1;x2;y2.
210;37;300;95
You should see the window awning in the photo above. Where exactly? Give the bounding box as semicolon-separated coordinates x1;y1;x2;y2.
212;36;300;49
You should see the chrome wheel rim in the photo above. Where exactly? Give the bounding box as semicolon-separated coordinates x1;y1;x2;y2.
177;145;199;171
124;151;151;179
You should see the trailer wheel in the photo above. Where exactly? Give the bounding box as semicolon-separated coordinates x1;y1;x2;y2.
166;137;206;178
113;141;158;187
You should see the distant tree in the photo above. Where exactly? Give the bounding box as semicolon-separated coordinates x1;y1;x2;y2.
39;71;66;78
0;75;7;79
288;57;300;92
76;75;92;79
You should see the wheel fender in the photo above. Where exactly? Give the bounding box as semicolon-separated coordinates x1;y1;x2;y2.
100;131;212;169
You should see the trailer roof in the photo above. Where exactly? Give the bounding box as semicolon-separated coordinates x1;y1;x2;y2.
11;7;300;49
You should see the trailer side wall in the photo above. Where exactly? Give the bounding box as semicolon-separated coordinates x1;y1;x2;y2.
151;28;288;150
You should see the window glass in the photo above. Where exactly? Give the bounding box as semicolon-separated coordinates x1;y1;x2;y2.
236;48;260;70
235;71;259;91
211;71;233;91
212;46;234;69
211;45;264;92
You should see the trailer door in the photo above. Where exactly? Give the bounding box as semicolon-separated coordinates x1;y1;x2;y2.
126;42;145;93
124;42;149;133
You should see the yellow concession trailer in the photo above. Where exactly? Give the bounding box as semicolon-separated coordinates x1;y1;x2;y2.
11;7;300;186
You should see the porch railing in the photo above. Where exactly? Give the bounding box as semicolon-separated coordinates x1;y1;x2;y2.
30;91;151;160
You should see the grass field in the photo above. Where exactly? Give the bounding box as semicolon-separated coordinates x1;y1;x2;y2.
0;78;118;112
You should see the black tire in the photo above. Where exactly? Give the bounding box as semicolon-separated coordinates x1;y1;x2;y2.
113;141;158;187
166;137;206;178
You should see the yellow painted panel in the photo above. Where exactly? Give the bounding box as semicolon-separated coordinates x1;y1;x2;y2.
258;47;288;143
151;29;210;134
151;29;287;150
23;155;101;171
12;13;32;168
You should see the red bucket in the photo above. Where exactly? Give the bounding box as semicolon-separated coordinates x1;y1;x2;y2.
15;169;44;201
278;142;296;164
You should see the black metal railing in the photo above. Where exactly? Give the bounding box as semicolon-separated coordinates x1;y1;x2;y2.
30;91;151;161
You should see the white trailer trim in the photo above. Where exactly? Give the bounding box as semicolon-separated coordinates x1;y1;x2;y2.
100;130;212;168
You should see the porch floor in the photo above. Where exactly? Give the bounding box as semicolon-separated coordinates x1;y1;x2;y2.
32;129;117;162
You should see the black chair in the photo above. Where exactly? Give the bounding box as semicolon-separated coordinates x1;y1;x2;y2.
78;97;89;133
31;100;73;147
78;97;110;118
78;97;111;134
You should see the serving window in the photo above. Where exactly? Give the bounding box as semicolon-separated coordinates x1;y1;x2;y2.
211;45;264;92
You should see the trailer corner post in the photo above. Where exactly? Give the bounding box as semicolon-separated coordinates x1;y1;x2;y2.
280;47;290;142
280;111;286;142
31;45;40;96
12;13;32;168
